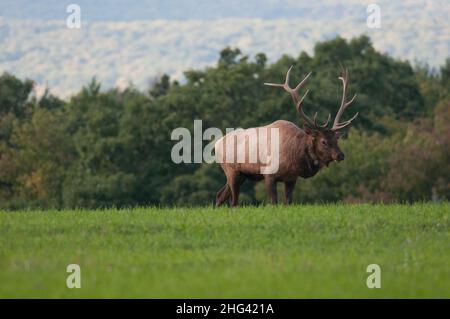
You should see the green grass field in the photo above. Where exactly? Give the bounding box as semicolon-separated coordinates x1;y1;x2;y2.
0;203;449;298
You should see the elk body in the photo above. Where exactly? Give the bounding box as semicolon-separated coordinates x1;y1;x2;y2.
215;66;358;207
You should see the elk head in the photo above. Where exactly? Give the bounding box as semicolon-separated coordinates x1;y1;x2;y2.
264;65;358;166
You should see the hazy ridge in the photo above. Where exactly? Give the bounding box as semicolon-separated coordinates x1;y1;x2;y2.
0;0;448;97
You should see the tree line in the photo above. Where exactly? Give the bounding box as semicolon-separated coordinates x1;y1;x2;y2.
0;36;449;209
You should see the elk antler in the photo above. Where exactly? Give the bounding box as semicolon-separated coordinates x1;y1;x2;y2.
332;67;358;131
265;66;329;129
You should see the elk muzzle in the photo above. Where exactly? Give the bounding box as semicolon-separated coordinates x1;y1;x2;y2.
333;152;345;162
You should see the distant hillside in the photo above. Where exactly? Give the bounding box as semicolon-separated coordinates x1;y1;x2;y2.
0;0;449;97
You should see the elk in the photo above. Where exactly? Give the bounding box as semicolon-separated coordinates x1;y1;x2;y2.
215;66;358;207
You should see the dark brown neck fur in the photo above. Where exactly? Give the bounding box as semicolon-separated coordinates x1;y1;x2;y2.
297;133;323;178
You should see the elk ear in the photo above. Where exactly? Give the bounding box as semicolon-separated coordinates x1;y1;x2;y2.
304;126;317;137
335;131;345;139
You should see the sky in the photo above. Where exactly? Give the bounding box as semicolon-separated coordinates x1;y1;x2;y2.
0;0;449;98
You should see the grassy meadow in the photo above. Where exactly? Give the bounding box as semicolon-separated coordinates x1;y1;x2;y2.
0;203;449;298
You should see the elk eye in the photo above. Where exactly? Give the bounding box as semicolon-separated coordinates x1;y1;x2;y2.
321;140;328;146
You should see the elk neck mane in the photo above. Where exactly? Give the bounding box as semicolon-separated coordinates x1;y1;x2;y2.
282;125;323;178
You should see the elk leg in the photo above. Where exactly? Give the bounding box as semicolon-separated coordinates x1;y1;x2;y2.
284;180;296;205
229;173;243;207
215;184;231;207
264;177;278;204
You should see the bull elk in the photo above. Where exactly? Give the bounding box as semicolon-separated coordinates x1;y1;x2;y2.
215;66;358;206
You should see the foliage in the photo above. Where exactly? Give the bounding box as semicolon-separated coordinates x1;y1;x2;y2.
0;36;449;208
383;101;450;201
